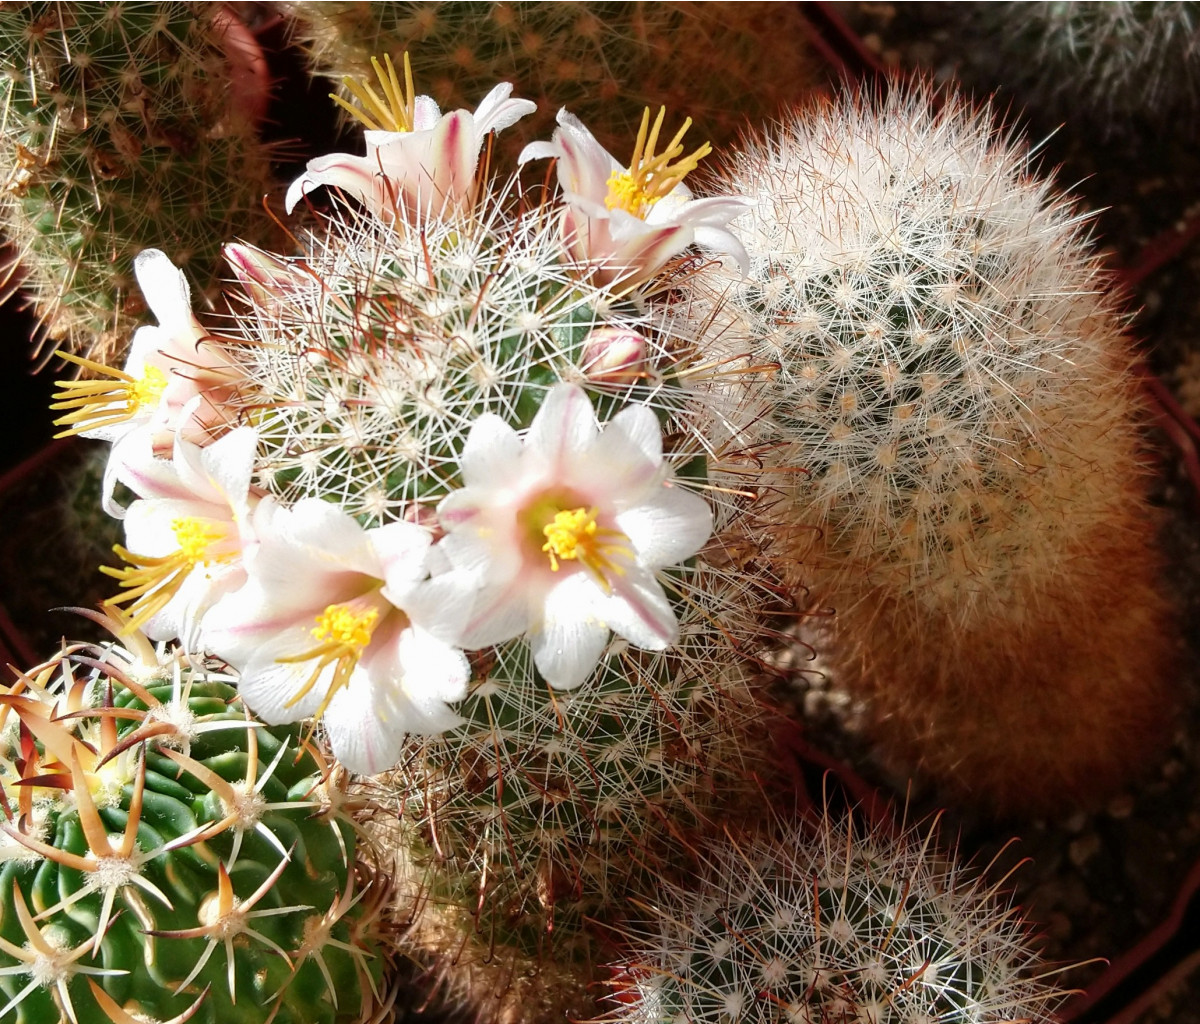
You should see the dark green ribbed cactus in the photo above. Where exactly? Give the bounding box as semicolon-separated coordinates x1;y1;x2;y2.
0;621;386;1024
0;2;278;358
286;1;819;160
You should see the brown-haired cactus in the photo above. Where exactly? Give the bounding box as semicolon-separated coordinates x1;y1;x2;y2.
688;82;1175;816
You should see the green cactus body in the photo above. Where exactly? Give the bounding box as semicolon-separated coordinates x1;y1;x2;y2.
0;635;383;1024
601;813;1066;1024
0;2;277;357
385;562;769;961
287;1;819;159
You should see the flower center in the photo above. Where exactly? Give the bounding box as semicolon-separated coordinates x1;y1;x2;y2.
542;507;598;569
604;106;711;216
335;51;418;133
313;604;379;649
172;516;225;562
531;500;633;592
277;600;385;720
101;516;233;632
50;351;169;438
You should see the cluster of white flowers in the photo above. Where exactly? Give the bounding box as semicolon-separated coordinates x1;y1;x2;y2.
57;59;746;775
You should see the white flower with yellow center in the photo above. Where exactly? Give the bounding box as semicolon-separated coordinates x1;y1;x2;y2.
519;106;751;288
101;425;260;646
202;498;470;774
285;52;535;220
435;383;714;689
50;249;238;515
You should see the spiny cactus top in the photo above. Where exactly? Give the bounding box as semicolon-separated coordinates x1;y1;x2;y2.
51;54;762;783
600;811;1069;1024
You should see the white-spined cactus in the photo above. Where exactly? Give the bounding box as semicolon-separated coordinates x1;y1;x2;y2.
688;83;1173;814
601;810;1068;1024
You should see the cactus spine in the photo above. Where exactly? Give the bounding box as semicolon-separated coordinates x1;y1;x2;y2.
0;621;386;1024
600;810;1068;1024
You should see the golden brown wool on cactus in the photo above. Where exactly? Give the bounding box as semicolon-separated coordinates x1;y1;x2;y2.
285;1;821;161
689;82;1175;817
0;3;279;362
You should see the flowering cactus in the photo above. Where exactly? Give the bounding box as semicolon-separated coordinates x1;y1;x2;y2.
53;54;787;1020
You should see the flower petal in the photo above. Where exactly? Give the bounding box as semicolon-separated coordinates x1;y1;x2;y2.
530;574;611;689
525;383;599;473
616;486;713;567
602;570;679;651
134;249;193;335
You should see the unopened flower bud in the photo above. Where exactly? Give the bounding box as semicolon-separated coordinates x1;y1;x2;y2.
580;328;649;384
224;243;302;307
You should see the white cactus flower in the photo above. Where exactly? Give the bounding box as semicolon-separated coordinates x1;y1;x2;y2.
203;498;470;774
285;53;535;220
519;106;751;287
435;383;713;689
103;425;261;646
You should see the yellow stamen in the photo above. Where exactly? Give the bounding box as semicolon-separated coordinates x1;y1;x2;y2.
277;603;381;720
100;517;228;632
540;505;633;592
604;106;711;216
50;350;168;438
332;52;418;133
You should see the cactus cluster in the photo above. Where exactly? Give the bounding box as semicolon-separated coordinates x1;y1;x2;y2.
688;85;1172;812
287;1;820;161
0;2;278;358
601;810;1066;1024
0;618;385;1024
0;7;1182;1023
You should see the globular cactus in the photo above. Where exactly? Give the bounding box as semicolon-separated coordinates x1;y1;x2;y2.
220;189;785;1018
932;2;1200;133
285;2;820;161
0;617;387;1024
0;2;278;359
370;558;776;1022
600;809;1069;1024
688;83;1174;815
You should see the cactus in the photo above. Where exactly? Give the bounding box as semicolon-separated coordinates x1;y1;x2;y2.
687;83;1174;815
0;617;387;1024
600;809;1069;1024
217;186;787;1016
285;1;820;162
933;2;1200;132
0;2;278;360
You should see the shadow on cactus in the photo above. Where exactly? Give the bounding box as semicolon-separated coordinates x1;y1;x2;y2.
0;614;388;1024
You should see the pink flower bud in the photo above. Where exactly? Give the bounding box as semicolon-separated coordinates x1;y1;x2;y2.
580;328;649;384
224;243;303;307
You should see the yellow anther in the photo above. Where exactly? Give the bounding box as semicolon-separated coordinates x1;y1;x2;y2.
278;601;385;719
542;506;599;571
311;604;379;650
604;106;711;216
171;517;223;563
50;351;169;438
333;52;418;133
